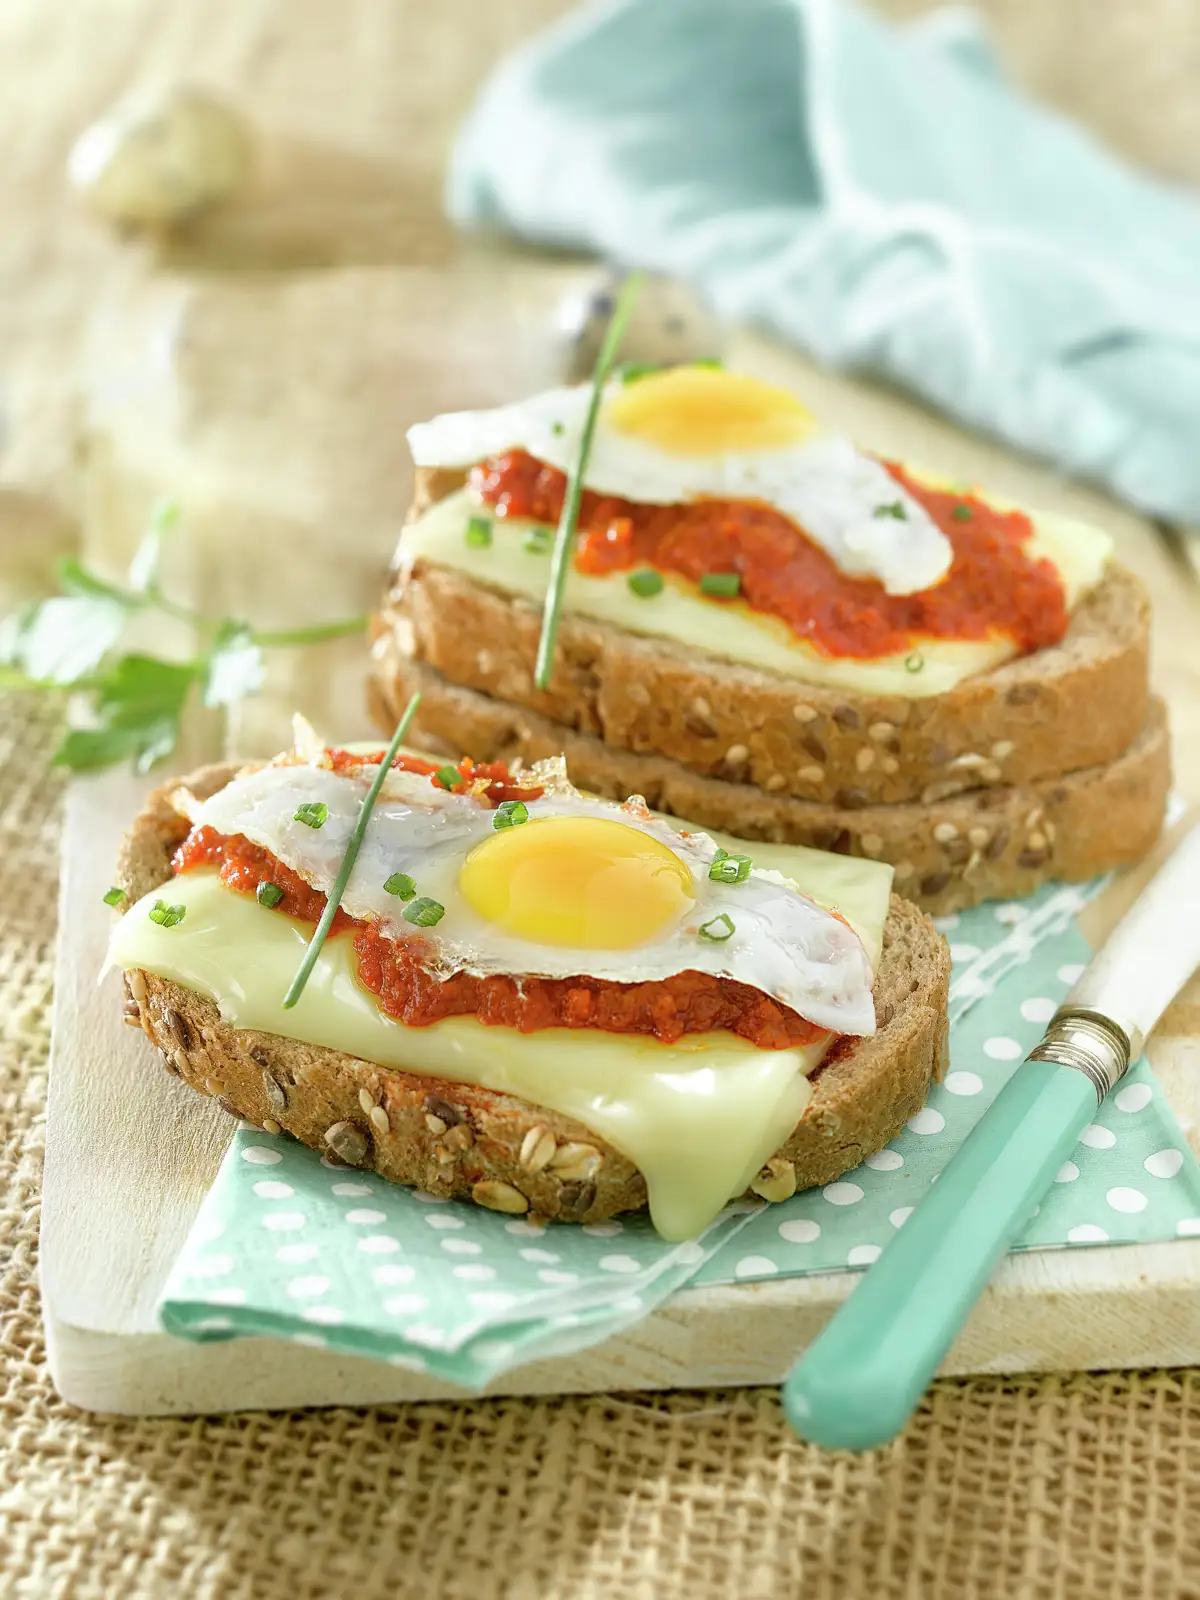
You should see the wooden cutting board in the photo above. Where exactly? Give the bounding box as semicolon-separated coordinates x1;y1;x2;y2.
40;260;1200;1416
40;765;1200;1417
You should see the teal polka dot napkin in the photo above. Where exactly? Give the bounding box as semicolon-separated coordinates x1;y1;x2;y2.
159;878;1200;1389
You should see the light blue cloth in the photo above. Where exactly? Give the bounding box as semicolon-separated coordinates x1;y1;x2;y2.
449;0;1200;522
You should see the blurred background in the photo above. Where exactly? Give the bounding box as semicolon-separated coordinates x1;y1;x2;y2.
3;0;1199;756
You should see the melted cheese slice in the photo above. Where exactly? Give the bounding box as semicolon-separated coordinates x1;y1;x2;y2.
399;486;1112;698
109;842;891;1241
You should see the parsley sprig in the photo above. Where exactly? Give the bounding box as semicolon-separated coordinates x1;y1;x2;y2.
0;498;365;773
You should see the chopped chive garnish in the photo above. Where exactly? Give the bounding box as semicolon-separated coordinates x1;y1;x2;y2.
523;526;554;555
384;872;417;899
257;882;284;909
874;501;907;520
404;896;445;928
699;572;740;599
102;885;124;907
627;569;664;599
465;515;493;549
294;801;329;829
618;361;660;384
951;504;973;521
691;356;724;369
433;765;461;790
699;913;735;942
905;652;925;674
283;691;422;1010
709;848;753;885
535;272;644;691
551;421;565;436
493;800;529;829
148;899;186;928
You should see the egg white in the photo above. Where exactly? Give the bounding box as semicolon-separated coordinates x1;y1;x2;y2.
406;380;952;595
186;756;877;1037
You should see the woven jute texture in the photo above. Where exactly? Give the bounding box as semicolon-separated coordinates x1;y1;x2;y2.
3;688;1200;1600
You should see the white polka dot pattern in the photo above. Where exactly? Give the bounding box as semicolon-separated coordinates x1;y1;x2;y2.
1020;997;1056;1024
240;1146;282;1166
734;1256;778;1279
847;1244;881;1266
944;1071;982;1097
822;1182;864;1206
864;1149;903;1171
1079;1124;1116;1149
1145;1149;1184;1179
906;1108;945;1135
983;1036;1022;1061
1115;1083;1153;1114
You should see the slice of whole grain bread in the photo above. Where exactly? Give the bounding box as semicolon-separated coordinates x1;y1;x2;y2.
385;466;1150;807
369;643;1171;916
114;764;949;1226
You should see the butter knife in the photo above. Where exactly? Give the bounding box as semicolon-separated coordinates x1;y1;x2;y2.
783;822;1200;1452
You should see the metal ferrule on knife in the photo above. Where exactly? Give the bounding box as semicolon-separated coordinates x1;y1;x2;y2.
1026;1007;1135;1104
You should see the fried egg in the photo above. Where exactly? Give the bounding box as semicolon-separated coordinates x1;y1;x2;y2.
187;754;876;1037
406;364;951;595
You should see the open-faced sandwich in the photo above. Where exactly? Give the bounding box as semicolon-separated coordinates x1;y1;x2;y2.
107;728;949;1239
372;363;1169;912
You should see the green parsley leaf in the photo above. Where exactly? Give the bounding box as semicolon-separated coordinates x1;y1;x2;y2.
403;896;445;928
493;800;529;829
465;515;493;549
433;765;461;791
699;572;740;599
14;595;129;685
294;801;329;828
204;620;265;708
256;882;284;909
698;913;735;942
102;886;125;907
384;872;417;899
523;526;554;555
627;569;664;599
952;504;973;521
148;899;186;928
905;652;925;674
54;655;198;773
708;848;753;885
874;501;907;520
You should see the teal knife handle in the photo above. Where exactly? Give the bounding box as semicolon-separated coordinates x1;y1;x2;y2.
782;1061;1097;1452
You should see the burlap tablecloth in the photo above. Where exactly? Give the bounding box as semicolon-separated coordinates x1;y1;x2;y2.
2;690;1198;1598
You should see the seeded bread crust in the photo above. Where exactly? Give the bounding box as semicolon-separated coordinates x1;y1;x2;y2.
386;465;1151;807
114;764;949;1225
368;647;1171;916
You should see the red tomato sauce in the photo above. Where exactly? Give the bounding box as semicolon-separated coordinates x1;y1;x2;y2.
174;826;356;933
469;450;1068;660
320;749;543;807
172;828;824;1050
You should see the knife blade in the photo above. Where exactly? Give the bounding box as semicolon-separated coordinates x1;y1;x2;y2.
782;822;1200;1453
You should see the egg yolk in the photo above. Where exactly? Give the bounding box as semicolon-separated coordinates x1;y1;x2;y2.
458;816;695;950
604;365;819;456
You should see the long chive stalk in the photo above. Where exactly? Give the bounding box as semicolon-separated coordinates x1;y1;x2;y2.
281;691;422;1009
533;271;644;690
